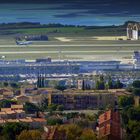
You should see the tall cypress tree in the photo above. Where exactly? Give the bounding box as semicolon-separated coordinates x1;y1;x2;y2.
82;80;85;90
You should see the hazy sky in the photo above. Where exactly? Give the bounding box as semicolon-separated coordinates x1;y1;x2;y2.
0;0;139;25
0;0;138;4
0;0;139;11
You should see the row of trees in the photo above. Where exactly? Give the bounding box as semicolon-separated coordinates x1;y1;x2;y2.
95;76;123;90
0;122;29;140
131;80;140;96
1;82;19;89
17;130;41;140
56;124;97;140
82;76;123;90
121;106;140;140
120;80;140;140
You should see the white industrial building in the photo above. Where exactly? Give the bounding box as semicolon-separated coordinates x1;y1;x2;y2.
127;23;140;40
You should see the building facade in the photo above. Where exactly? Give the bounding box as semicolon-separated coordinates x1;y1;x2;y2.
48;92;115;110
98;110;122;140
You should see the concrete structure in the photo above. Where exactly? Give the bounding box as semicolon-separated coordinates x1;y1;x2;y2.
77;79;94;90
134;96;140;107
98;110;122;140
0;55;139;82
127;23;140;40
133;51;140;69
48;92;115;110
79;61;120;72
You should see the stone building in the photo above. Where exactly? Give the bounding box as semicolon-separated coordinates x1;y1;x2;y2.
47;92;115;110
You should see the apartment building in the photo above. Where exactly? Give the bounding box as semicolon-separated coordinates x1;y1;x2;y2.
48;92;115;110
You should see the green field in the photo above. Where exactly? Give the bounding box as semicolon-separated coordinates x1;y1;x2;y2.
0;26;139;62
0;25;126;38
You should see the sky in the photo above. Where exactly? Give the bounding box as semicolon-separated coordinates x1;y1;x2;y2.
0;0;139;25
0;0;139;13
0;0;138;4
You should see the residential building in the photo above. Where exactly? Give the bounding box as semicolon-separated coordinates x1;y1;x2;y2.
0;107;25;119
0;104;46;128
48;91;115;110
14;95;30;104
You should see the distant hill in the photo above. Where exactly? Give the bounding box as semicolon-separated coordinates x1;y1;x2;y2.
0;21;138;30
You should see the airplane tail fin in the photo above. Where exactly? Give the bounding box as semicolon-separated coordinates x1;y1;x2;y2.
16;40;19;45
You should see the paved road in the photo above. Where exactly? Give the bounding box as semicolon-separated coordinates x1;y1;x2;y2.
0;44;140;48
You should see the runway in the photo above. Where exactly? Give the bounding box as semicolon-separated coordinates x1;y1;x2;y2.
0;43;140;48
0;50;136;54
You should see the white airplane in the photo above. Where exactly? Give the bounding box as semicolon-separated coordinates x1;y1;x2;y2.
16;40;32;46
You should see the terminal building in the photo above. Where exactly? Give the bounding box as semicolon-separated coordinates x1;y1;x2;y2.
127;23;140;40
0;51;139;80
79;61;120;72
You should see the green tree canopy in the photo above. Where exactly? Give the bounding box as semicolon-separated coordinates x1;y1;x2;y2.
18;130;41;140
0;99;17;109
127;120;140;140
23;102;40;114
118;96;134;108
1;122;29;140
57;105;64;111
131;80;140;96
47;118;63;125
132;80;140;88
80;128;97;140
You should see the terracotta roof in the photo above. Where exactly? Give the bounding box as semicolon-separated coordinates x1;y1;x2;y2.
0;119;5;124
11;104;23;109
19;118;33;123
15;95;29;100
6;110;16;114
6;119;19;123
1;108;11;112
15;110;25;113
33;118;46;122
0;112;6;115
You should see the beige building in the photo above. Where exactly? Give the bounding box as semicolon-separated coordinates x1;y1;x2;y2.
14;95;29;104
48;91;115;110
134;96;140;107
0;107;25;119
0;104;46;128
